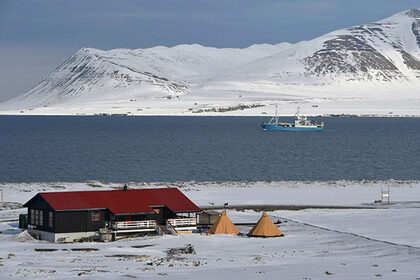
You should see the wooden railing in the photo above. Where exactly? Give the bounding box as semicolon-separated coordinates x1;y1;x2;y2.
166;222;178;236
109;220;156;230
154;220;165;236
108;218;196;235
167;218;197;228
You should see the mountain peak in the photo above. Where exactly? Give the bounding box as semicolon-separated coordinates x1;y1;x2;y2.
75;47;102;56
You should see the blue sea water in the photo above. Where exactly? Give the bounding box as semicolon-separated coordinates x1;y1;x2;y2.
0;116;419;182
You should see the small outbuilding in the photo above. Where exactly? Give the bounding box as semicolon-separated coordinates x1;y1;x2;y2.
247;212;283;237
199;210;220;225
208;211;239;235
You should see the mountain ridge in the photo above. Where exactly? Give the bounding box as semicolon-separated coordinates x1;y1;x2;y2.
1;8;420;116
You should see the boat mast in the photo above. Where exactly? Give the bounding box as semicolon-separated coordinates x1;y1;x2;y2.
267;103;280;125
295;106;301;118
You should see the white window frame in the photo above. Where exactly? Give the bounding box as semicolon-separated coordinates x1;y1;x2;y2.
30;209;35;224
39;210;43;226
48;212;53;228
35;210;39;225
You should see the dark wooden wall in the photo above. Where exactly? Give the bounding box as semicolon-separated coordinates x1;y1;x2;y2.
54;210;106;233
27;195;54;232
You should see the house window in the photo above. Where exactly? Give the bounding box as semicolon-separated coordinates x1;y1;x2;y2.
34;210;39;225
91;211;100;222
39;210;44;226
30;209;35;224
48;212;53;228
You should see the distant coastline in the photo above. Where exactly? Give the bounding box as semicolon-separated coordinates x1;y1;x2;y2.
0;113;419;117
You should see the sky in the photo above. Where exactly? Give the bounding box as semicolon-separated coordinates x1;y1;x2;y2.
0;0;419;102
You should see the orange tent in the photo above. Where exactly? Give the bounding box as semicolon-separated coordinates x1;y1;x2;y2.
208;211;239;235
248;212;284;237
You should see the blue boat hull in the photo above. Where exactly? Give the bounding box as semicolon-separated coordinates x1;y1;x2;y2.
261;123;324;131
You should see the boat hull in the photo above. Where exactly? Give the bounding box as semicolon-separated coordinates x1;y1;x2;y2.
261;123;324;131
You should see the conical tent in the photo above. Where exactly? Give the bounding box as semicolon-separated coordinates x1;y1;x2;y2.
248;212;284;237
208;211;240;235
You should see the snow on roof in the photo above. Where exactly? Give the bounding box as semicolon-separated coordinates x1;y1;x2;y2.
24;188;200;214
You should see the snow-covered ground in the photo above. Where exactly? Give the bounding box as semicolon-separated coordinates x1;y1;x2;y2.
1;180;420;279
1;72;419;117
2;180;419;208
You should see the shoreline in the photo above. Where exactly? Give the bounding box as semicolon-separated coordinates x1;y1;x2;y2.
0;113;420;117
1;179;419;184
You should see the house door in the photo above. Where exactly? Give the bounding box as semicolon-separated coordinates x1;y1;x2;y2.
152;207;165;225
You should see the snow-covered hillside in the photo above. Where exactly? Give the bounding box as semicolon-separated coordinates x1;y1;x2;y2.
1;9;420;116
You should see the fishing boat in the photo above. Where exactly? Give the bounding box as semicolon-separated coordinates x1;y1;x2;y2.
261;105;324;131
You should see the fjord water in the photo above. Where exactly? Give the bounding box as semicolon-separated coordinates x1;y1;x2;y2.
0;116;419;182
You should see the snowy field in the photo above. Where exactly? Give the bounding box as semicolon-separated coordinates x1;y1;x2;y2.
2;85;420;117
1;180;420;279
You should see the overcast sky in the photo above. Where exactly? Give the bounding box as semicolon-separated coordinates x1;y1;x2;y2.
0;0;418;102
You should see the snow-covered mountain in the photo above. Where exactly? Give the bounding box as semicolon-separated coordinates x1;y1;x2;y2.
1;9;420;116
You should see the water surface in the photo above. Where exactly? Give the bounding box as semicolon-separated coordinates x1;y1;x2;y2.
0;116;419;182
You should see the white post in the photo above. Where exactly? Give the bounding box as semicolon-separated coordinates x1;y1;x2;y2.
381;187;390;205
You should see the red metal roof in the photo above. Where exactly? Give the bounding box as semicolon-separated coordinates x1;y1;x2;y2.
30;188;200;214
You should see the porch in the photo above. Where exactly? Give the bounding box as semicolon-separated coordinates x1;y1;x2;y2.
167;217;197;233
107;217;197;236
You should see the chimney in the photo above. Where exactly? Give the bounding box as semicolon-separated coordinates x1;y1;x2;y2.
123;184;128;192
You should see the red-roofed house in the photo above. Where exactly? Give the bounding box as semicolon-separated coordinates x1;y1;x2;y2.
23;187;201;242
